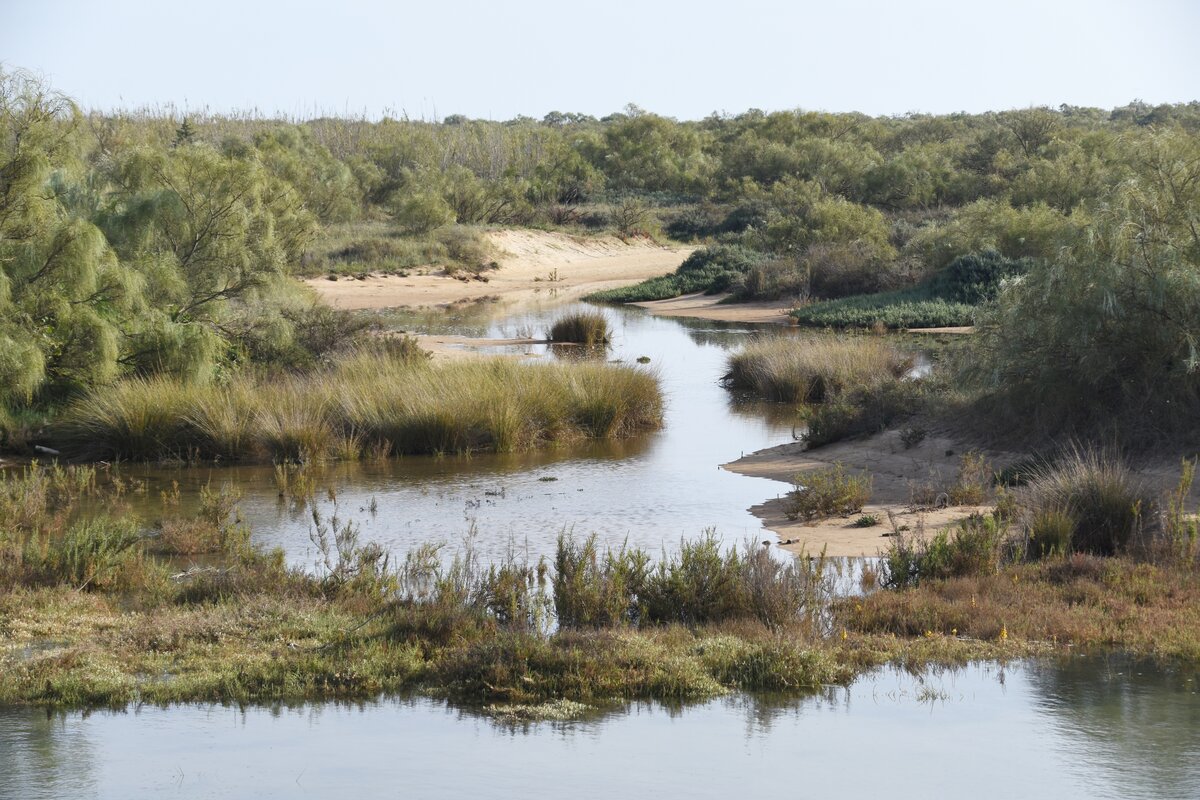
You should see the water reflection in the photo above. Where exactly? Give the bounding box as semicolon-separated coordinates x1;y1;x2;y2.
2;658;1195;800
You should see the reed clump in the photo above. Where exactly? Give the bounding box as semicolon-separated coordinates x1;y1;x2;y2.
548;311;612;345
52;354;663;463
724;336;913;404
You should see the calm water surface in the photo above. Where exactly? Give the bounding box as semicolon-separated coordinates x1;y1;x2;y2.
2;657;1196;800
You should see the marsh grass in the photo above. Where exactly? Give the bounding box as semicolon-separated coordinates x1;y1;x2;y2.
53;355;663;463
548;311;611;345
724;336;913;404
1018;447;1154;557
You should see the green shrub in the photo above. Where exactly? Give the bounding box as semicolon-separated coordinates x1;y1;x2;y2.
928;251;1031;304
586;245;768;303
783;463;871;521
880;514;1003;588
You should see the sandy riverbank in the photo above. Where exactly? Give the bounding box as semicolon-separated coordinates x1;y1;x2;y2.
723;431;1022;558
631;293;794;324
306;230;694;311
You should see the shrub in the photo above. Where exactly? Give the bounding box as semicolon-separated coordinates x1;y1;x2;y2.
880;514;1003;588
548;312;611;345
586;245;768;303
783;463;871;521
552;533;649;628
928;251;1031;304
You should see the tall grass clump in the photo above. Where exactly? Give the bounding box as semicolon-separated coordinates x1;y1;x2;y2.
1018;448;1155;557
548;312;611;345
51;355;663;463
724;336;913;404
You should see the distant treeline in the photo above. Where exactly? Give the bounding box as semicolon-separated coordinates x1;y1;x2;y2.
2;66;1198;440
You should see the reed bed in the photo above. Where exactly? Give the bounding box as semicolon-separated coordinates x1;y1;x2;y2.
724;336;913;404
52;354;663;463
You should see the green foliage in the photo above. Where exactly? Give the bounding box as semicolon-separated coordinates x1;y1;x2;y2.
783;463;871;521
587;245;768;302
880;514;1003;588
792;291;975;329
967;129;1200;440
928;251;1031;304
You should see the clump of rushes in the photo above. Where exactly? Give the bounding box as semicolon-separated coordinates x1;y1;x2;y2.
1018;447;1154;556
548;311;612;345
50;354;663;463
784;463;871;521
724;336;913;404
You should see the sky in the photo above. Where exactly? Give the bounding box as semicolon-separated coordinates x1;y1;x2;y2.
2;0;1197;120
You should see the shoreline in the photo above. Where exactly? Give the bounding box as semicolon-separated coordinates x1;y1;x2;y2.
723;430;1022;558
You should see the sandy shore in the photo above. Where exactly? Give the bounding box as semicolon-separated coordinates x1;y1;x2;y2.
306;230;694;311
632;293;794;324
724;431;1022;558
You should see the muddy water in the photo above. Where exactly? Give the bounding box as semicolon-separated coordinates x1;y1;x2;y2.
110;303;808;566
2;657;1196;800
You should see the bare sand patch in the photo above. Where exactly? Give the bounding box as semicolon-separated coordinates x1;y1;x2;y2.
724;431;1023;558
306;230;694;311
632;293;794;324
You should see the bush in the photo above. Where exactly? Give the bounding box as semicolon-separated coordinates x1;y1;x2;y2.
783;464;871;521
880;514;1003;588
928;250;1031;304
548;312;611;345
586;245;768;303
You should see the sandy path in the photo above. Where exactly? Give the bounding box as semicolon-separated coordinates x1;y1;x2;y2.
724;431;1023;558
306;230;694;311
632;293;794;324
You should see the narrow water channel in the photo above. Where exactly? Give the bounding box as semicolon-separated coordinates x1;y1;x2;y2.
2;657;1196;800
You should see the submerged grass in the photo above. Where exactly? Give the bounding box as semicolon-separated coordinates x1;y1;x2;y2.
52;354;663;463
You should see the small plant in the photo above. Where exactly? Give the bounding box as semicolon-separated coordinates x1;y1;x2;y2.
548;312;611;345
784;464;872;521
948;451;993;505
853;514;879;528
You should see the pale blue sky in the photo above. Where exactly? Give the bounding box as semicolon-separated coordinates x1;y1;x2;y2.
2;0;1196;119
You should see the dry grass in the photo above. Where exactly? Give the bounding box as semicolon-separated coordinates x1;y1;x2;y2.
52;354;663;463
724;335;914;404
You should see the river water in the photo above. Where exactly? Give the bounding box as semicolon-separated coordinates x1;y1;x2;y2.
2;657;1196;799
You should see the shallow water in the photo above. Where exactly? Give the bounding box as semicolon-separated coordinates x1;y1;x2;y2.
109;302;808;566
2;657;1196;800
